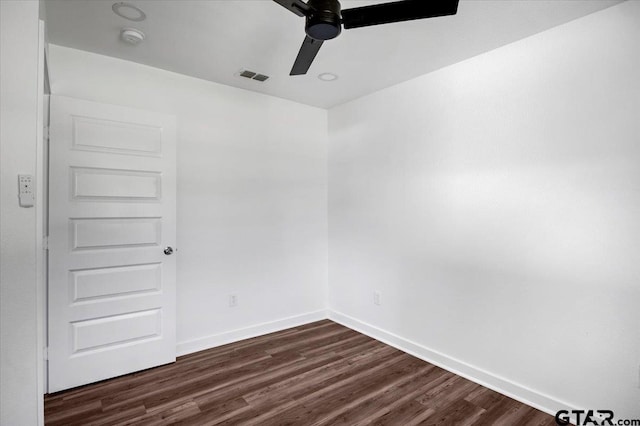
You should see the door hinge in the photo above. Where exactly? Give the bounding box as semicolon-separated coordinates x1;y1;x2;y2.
43;236;48;250
44;125;50;141
43;346;49;361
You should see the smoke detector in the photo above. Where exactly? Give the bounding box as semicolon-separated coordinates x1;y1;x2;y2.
121;28;145;45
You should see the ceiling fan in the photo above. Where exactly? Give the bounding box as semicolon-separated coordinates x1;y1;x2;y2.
273;0;460;76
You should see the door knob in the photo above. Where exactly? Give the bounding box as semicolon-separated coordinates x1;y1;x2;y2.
164;246;174;255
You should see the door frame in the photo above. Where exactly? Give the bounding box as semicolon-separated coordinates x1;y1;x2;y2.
36;17;49;422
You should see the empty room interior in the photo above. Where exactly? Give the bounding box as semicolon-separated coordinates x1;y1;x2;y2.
1;0;639;424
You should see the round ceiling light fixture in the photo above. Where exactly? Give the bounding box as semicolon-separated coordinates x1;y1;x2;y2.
112;2;146;22
318;72;338;82
121;27;145;45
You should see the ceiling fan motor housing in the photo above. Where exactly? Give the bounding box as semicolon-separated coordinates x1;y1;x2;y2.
306;0;342;40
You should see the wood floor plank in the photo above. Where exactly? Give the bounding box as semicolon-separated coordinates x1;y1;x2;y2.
264;327;355;355
471;395;523;426
45;320;555;425
465;385;508;410
173;396;249;426
143;351;300;410
278;355;424;426
100;354;273;411
299;332;369;357
45;400;102;426
85;405;148;426
424;399;486;426
353;366;456;426
418;376;481;411
121;401;201;426
242;344;397;406
327;365;440;426
192;351;346;412
218;352;411;426
521;409;560;426
372;399;436;426
146;350;316;415
309;363;434;426
494;404;540;425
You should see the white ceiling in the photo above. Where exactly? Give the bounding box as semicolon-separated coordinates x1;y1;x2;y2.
45;0;622;108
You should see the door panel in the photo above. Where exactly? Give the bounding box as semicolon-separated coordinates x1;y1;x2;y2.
71;167;162;201
48;95;176;393
72;116;163;155
70;217;162;250
70;263;162;303
70;308;162;354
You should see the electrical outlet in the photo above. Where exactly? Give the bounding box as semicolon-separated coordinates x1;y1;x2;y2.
229;294;237;307
373;291;381;306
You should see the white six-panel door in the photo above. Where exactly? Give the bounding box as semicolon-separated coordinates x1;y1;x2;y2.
48;95;177;392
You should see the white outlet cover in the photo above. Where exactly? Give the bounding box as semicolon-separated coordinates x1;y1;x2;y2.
229;294;237;307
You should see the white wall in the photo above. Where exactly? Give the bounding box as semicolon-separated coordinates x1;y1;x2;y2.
22;1;639;421
48;45;328;354
328;1;640;419
0;1;42;424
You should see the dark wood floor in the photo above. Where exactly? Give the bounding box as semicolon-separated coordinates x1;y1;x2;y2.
45;320;555;425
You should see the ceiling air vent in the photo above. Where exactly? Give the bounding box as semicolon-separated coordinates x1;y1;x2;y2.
239;70;257;79
237;69;270;83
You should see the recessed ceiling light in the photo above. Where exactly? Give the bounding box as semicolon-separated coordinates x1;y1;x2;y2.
318;72;339;82
112;2;146;22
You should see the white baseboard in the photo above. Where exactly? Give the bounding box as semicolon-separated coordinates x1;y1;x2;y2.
176;310;328;356
328;309;576;420
176;307;576;422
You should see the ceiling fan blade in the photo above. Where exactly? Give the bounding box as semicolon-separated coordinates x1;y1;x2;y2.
290;36;324;75
272;0;311;17
342;0;459;30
